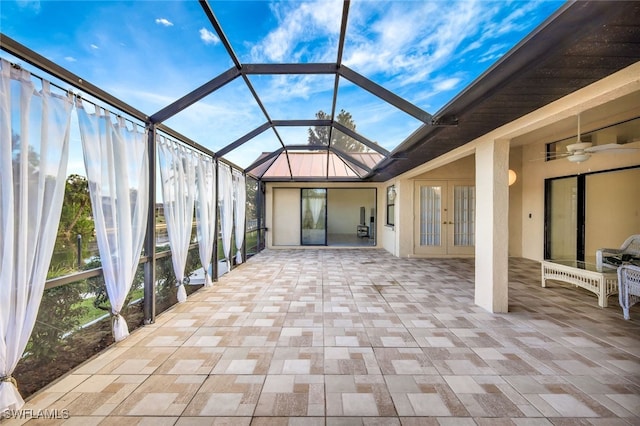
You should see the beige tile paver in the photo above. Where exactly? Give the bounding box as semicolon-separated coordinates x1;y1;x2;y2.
16;249;640;424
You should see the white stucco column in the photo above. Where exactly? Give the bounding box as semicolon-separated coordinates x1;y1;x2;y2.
475;138;510;313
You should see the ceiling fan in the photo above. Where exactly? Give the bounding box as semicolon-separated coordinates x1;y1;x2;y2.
548;114;639;163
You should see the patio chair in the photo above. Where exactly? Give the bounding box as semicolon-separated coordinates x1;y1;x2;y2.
618;264;640;320
596;234;640;269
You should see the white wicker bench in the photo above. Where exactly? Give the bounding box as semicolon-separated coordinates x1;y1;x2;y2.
618;264;640;320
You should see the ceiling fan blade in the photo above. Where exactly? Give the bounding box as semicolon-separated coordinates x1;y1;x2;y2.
586;143;640;153
529;153;570;161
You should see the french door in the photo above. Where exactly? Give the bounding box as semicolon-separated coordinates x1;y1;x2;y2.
414;180;475;255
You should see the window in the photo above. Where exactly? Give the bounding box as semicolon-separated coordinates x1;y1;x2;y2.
386;185;396;226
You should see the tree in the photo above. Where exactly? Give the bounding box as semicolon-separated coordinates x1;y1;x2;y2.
50;174;95;272
308;109;365;152
58;174;94;242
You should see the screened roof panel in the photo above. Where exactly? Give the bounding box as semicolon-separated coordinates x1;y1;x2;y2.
3;1;232;114
212;0;342;64
6;0;598;182
162;78;266;153
335;77;424;151
247;74;335;120
223;130;283;170
330;128;385;155
342;0;563;113
277;126;325;146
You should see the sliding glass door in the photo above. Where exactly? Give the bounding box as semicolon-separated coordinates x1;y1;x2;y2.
545;176;579;260
544;166;640;262
301;189;327;245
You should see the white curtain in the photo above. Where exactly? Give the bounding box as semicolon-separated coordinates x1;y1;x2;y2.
76;100;148;341
218;163;233;271
0;60;72;410
308;197;323;228
158;135;196;303
195;154;216;286
232;169;246;264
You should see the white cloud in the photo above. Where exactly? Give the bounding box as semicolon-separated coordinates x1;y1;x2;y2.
155;18;173;27
17;0;40;13
64;56;77;62
199;28;220;45
90;44;99;49
250;0;342;62
434;78;461;92
342;0;483;85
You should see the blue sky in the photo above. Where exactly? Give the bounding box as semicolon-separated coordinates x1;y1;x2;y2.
2;0;563;171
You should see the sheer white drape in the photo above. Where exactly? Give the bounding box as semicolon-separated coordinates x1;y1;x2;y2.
0;60;72;410
76;100;148;341
196;154;216;286
158;135;196;303
232;169;245;264
218;163;233;272
308;197;323;228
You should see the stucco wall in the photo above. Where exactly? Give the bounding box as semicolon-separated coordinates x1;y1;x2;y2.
585;168;640;257
266;182;382;248
271;188;300;246
508;146;523;257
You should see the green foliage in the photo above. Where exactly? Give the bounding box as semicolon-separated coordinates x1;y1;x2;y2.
155;247;202;312
84;257;145;315
27;278;87;363
308;109;364;152
246;178;258;226
58;174;94;241
51;174;96;274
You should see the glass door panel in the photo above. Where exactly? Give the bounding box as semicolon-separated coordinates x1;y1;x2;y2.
414;181;446;255
420;185;442;246
448;183;475;255
546;177;578;260
585;168;640;262
301;188;327;245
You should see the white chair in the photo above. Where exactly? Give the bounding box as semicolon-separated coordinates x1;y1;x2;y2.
618;264;640;320
596;235;640;269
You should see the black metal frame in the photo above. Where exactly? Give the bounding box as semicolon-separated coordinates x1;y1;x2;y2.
143;0;432;181
300;188;328;246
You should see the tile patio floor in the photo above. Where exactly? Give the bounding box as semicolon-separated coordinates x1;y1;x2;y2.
11;249;640;425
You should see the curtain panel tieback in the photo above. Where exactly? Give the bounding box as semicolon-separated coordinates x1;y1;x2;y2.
203;270;212;287
0;376;18;388
110;311;129;342
177;277;189;303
